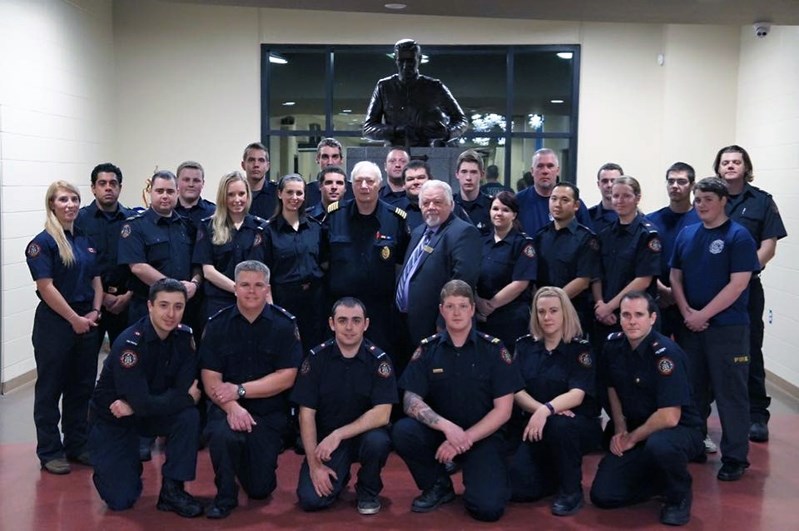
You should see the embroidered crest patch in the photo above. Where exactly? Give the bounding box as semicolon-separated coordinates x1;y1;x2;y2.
709;239;724;255
657;357;674;376
300;358;311;376
578;351;592;368
26;242;41;258
377;361;392;378
120;350;138;369
648;237;662;252
120;224;131;238
523;244;535;259
500;347;513;365
411;347;422;362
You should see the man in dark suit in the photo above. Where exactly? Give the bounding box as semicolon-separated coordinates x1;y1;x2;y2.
395;180;481;369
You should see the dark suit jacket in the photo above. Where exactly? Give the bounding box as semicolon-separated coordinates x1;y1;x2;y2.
402;213;481;347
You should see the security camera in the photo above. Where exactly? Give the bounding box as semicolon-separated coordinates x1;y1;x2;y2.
753;22;771;39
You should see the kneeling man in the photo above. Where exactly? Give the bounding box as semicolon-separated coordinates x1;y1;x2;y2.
89;278;202;517
292;297;397;514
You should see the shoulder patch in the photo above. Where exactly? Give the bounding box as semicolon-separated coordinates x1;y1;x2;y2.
657;357;674;376
577;351;593;368
607;331;625;341
377;360;393;378
300;357;311;376
26;242;41;258
253;232;263;247
522;242;536;259
119;350;139;369
410;346;424;362
393;206;407;219
120;224;132;238
588;236;600;251
500;346;513;365
648;236;662;253
327;201;340;213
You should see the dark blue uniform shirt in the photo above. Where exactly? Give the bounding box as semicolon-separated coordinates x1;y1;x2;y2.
175;197;216;230
533;219;600;290
262;215;323;284
514;335;598;418
725;183;787;256
322;199;410;299
399;330;524;429
597;214;661;301
26;229;98;304
588;203;617;235
200;304;302;416
517;186;593;236
601;330;702;431
117;209;195;297
291;338;397;439
90;316;197;424
477;229;537;302
75;200;134;293
396;195;424;231
646;206;700;286
249;181;279;220
454;192;493;235
670;219;759;326
379;185;407;207
307;202;327;223
192;214;267;300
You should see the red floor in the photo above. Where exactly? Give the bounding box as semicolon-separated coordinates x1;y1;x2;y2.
1;415;797;530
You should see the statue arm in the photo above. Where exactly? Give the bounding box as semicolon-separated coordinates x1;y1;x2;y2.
439;81;469;141
363;81;397;143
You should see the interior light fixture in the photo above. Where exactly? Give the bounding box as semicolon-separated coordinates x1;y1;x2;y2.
269;53;288;65
385;3;407;9
550;99;564;104
282;101;296;106
556;52;573;60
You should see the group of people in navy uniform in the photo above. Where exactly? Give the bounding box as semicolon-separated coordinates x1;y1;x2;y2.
25;138;785;526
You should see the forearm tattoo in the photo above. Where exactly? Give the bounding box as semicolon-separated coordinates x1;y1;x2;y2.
404;391;440;426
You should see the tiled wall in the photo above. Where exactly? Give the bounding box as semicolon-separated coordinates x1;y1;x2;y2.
0;0;115;385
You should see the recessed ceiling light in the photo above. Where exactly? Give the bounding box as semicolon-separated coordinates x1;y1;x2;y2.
556;52;573;60
282;101;296;106
341;109;352;113
550;99;564;104
385;3;407;9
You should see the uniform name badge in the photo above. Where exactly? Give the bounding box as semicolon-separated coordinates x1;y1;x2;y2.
423;245;434;253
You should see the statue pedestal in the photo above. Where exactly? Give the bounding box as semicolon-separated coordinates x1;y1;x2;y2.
346;146;464;189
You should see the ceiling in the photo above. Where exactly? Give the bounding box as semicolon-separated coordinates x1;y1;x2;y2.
169;0;799;26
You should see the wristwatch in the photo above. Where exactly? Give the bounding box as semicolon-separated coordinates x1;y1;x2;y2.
237;384;246;399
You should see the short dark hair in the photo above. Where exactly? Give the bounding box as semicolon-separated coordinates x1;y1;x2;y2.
243;142;269;162
331;296;368;319
596;162;624;180
318;165;347;184
485;165;499;181
456;149;484;174
402;160;432;180
151;170;177;185
713;144;754;182
316;137;342;156
148;278;187;303
620;290;657;315
693;176;729;199
176;160;204;179
552;181;580;202
91;163;123;186
666;162;696;183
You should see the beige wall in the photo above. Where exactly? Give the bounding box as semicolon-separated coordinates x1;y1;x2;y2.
0;0;115;385
1;0;795;389
736;25;799;386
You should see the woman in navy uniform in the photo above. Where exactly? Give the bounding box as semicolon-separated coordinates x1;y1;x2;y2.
262;174;325;352
193;171;267;322
510;287;601;516
26;181;104;474
593;176;661;342
475;192;537;349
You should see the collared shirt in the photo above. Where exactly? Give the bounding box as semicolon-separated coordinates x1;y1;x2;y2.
291;338;397;439
118;208;195;297
588;202;617;235
175;197;216;230
249;181;279;220
379;185;407;207
91;316;197;424
670;219;759;326
262;215;323;284
396;195;424;231
646;206;701;285
597;214;661;301
399;329;523;429
192;214;267;299
517;186;593;236
726;183;788;252
454;192;493;235
75;200;134;293
477;229;536;302
322;199;410;299
200;304;302;416
533;218;599;290
601;330;702;431
26;228;98;304
514;335;598;417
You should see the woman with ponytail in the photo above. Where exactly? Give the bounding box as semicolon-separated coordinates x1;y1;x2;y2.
25;180;103;475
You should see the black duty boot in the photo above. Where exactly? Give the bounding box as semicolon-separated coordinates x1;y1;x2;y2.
157;478;204;518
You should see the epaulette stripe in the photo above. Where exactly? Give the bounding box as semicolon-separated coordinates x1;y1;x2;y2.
394;207;407;219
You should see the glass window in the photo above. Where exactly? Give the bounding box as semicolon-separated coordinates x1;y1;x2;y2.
513;50;576;134
266;48;326;132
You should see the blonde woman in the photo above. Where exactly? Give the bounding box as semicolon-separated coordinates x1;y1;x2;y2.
26;181;103;475
193;171;267;320
510;287;601;516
